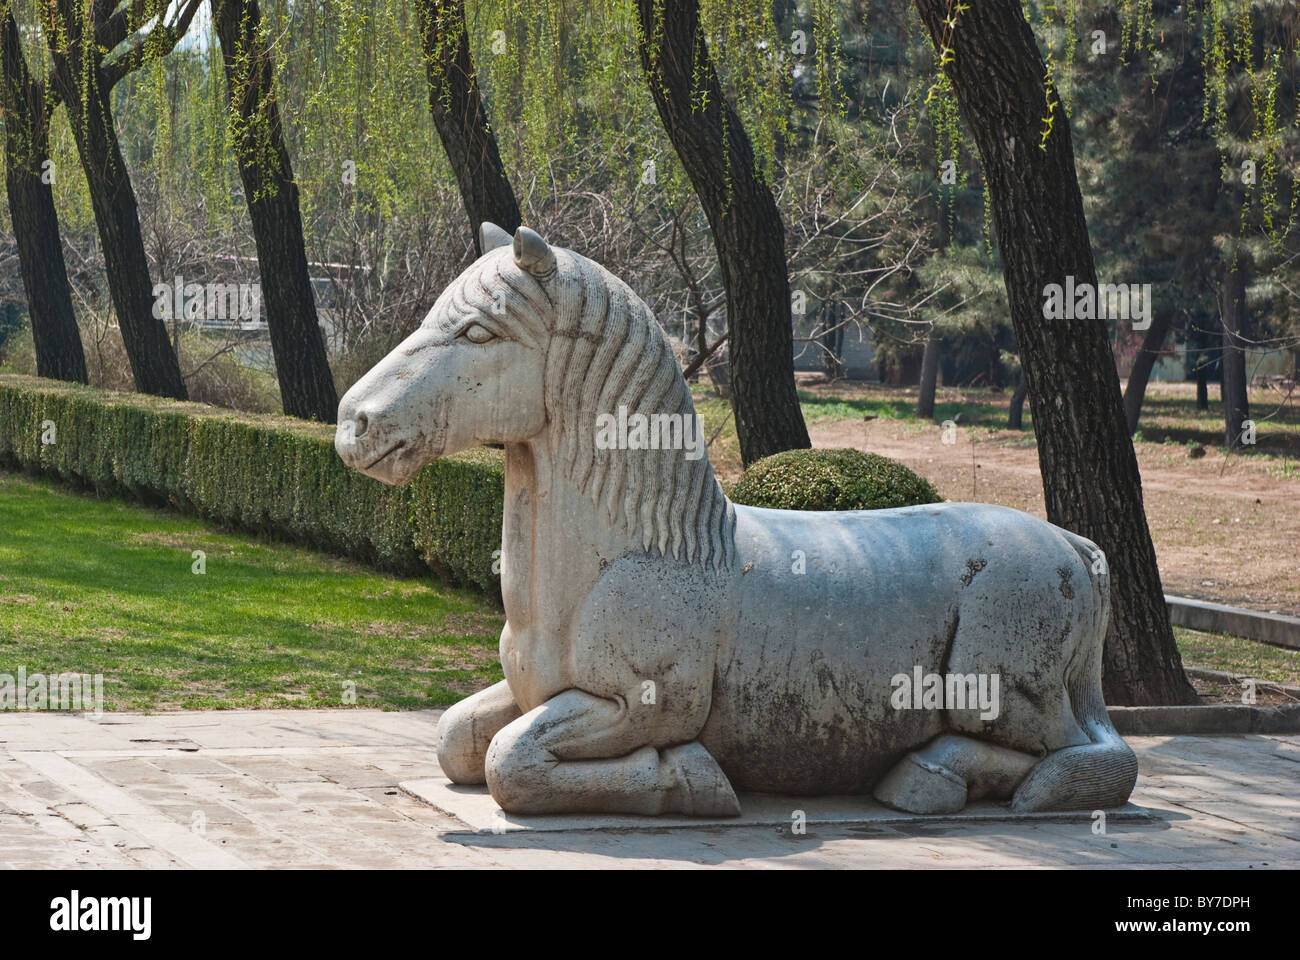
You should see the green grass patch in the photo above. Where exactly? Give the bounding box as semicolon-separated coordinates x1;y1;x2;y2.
795;391;913;423
0;374;506;596
693;379;1300;458
1175;627;1300;685
0;472;503;711
692;384;1034;434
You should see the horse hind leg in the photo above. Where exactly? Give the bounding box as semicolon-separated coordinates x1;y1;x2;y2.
874;734;1039;815
1009;658;1138;812
1009;734;1138;812
1011;530;1138;813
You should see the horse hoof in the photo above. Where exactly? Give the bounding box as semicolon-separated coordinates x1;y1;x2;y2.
663;743;741;817
873;754;968;815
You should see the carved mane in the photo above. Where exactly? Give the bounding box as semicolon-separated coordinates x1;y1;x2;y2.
451;245;736;570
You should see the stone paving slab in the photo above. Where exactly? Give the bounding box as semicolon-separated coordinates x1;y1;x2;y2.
400;776;1156;834
0;708;1295;869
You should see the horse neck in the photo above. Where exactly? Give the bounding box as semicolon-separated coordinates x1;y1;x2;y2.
500;436;645;628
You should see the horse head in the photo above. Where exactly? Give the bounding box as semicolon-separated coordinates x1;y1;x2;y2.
335;224;557;484
336;222;733;567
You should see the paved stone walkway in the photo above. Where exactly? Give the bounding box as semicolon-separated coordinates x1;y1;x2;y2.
0;710;1295;869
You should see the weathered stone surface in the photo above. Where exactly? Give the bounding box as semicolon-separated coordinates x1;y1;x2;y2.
335;224;1138;817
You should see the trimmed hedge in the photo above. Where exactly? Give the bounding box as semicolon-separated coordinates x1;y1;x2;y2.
731;447;942;511
0;374;504;597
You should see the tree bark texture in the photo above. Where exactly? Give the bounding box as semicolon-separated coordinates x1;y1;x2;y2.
1122;311;1173;435
1;11;86;383
637;0;810;466
214;0;339;422
1007;374;1028;430
912;0;1195;705
45;0;187;399
917;332;941;419
416;0;521;255
1218;259;1249;448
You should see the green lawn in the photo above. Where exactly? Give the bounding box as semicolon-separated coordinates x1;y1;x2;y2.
1175;627;1300;686
0;471;503;711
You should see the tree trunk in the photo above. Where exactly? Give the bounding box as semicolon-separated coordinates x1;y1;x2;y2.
1196;356;1209;410
1;12;85;383
1123;311;1173;435
1007;374;1027;430
45;2;187;400
912;0;1195;705
416;0;521;254
213;0;338;423
1219;259;1249;448
637;0;810;466
917;332;941;419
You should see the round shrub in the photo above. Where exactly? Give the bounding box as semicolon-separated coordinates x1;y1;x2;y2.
730;448;942;511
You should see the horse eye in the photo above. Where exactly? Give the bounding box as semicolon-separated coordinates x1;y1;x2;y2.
461;322;495;344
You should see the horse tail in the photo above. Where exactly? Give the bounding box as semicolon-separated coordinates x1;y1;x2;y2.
1011;529;1139;812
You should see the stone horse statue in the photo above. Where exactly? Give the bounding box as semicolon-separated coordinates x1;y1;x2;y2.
335;223;1138;818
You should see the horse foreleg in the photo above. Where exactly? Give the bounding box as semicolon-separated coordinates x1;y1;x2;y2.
873;734;1039;815
485;689;740;817
435;680;523;784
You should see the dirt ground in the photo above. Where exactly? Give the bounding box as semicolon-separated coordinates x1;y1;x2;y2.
748;378;1300;617
1190;673;1298;706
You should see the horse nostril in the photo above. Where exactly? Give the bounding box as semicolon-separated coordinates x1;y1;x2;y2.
354;411;369;439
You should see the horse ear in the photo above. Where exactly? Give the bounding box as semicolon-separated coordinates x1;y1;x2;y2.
513;226;556;277
479;222;512;253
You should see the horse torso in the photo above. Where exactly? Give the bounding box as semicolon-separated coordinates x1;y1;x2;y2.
500;443;1097;795
699;501;1094;793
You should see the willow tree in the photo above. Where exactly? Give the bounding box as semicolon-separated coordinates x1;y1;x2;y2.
212;0;338;422
416;0;520;253
910;0;1196;705
0;4;84;382
41;0;199;399
635;0;810;464
434;0;812;463
1038;0;1223;435
1062;1;1300;439
4;0;211;386
1198;1;1300;448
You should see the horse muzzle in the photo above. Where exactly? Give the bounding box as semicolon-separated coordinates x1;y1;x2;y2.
335;395;447;485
